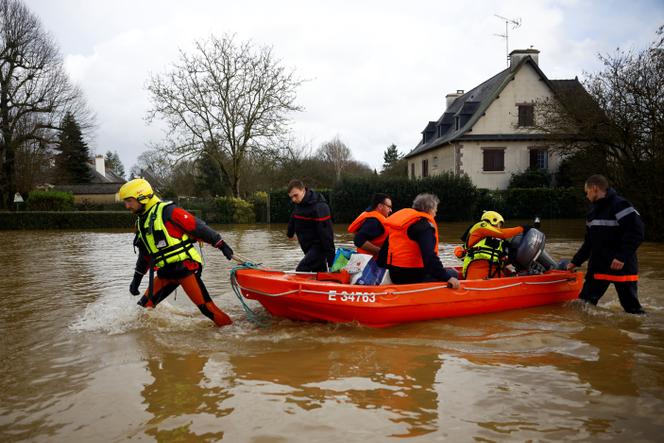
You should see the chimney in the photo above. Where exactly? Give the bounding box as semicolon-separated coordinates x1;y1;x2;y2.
445;89;465;109
95;154;105;178
509;48;539;67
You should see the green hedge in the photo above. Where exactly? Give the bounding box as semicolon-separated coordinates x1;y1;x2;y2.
267;179;585;223
0;211;135;230
268;174;477;223
212;197;255;223
478;187;586;219
25;190;75;211
248;192;268;223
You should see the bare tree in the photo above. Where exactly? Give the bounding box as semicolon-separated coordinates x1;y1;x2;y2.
0;0;91;208
536;26;664;240
129;148;173;191
146;34;303;197
317;136;352;182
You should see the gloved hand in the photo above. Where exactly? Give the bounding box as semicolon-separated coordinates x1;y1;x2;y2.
129;271;143;295
521;224;531;234
216;240;234;260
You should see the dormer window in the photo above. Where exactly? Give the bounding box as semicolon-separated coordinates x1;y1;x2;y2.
454;116;460;130
518;104;534;127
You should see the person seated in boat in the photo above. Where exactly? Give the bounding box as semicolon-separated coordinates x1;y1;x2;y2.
456;211;528;280
286;179;336;272
378;193;460;288
347;193;393;257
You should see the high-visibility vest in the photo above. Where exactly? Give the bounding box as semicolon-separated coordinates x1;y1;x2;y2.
462;221;505;277
347;210;389;254
385;208;438;268
136;201;202;269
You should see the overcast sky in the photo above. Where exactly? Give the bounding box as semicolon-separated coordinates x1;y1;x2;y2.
25;0;664;173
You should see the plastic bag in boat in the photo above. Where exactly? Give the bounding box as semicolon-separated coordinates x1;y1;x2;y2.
344;253;373;275
330;247;354;272
353;257;390;286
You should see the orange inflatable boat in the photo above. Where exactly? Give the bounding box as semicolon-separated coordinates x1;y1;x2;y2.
232;267;584;328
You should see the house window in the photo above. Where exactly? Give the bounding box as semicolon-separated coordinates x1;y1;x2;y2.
433;156;439;169
530;149;548;170
422;159;429;177
483;148;505;172
454;116;460;130
518;105;534;127
410;162;415;179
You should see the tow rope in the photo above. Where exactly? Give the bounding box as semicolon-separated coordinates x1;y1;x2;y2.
229;261;271;327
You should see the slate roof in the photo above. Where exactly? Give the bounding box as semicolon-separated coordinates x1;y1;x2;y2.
53;162;126;195
405;56;580;159
55;182;124;195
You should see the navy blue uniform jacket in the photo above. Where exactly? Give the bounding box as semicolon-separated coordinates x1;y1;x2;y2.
572;188;644;279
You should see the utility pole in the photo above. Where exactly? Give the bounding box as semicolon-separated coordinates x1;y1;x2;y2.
494;14;522;67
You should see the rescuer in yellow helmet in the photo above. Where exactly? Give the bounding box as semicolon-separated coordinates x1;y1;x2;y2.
118;178;235;327
457;210;528;280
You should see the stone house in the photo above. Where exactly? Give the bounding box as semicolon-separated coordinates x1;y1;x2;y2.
405;49;585;189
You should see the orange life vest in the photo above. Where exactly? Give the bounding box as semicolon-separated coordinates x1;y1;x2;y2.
385;208;439;268
347;210;389;255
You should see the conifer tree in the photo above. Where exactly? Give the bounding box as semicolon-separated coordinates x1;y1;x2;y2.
382;144;401;171
104;150;125;178
55;112;92;183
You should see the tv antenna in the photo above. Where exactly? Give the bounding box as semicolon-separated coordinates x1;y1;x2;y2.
494;14;522;67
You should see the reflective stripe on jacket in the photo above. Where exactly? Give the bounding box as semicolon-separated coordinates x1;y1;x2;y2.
348;210;389;254
571;188;643;281
385;208;438;268
137;201;202;269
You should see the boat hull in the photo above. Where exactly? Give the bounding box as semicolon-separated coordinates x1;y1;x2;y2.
234;269;584;327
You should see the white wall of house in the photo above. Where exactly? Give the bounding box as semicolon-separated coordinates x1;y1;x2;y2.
458;141;560;189
472;63;554;134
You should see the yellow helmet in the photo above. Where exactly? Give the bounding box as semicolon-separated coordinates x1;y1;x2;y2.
481;210;504;226
118;178;154;202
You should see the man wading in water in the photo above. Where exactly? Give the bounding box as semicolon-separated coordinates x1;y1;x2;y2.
119;178;236;326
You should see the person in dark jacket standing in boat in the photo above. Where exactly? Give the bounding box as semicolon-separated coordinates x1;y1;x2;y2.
118;178;235;327
566;174;645;314
286;179;335;272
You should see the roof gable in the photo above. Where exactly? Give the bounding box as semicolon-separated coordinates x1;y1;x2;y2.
406;56;563;158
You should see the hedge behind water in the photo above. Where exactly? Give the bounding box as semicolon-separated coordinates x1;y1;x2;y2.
477;187;586;219
332;174;478;223
0;211;135;230
268;179;585;224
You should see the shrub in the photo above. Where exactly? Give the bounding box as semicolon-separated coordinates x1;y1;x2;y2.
331;173;478;223
213;197;255;223
508;168;552;189
25;190;75;211
248;191;268;223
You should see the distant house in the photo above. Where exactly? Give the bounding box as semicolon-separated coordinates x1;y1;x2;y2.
405;49;586;189
54;154;126;204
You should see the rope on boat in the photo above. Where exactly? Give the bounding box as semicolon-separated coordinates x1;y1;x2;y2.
230;274;577;298
229;262;271;327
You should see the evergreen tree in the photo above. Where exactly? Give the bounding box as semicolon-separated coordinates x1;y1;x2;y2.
382;144;401;171
54;112;93;184
194;150;230;197
104;150;126;178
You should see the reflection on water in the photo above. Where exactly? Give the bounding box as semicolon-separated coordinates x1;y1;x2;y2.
1;220;663;441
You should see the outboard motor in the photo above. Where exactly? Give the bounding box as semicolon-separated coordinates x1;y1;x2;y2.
508;228;557;274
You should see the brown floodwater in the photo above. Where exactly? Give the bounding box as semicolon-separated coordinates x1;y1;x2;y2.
1;220;663;442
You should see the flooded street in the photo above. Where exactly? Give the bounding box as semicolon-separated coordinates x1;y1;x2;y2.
1;220;663;442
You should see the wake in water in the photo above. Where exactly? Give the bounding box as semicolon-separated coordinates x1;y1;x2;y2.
69;291;213;335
